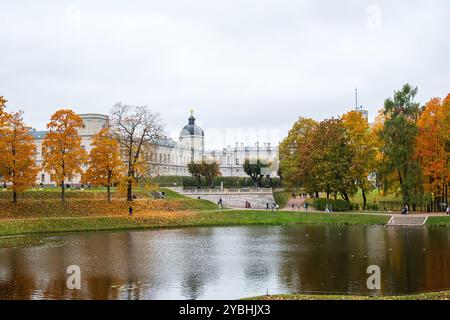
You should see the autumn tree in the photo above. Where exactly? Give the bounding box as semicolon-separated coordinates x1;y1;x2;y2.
312;118;356;201
416;96;449;210
84;127;123;202
201;160;220;187
342;110;378;209
0;111;38;202
279;117;318;190
444;94;450;204
42;109;87;201
110;103;166;201
0;96;7;126
0;97;8;165
378;84;421;206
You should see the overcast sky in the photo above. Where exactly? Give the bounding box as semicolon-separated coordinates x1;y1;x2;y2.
1;0;449;149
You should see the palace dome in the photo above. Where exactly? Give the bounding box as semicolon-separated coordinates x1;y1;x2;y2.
179;114;204;138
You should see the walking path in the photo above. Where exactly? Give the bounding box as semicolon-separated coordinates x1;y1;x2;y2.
284;196;307;211
280;196;449;226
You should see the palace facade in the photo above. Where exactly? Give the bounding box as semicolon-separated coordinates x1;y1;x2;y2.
30;113;279;186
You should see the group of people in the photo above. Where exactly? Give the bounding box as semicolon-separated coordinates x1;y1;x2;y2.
245;201;252;208
291;202;309;211
292;192;308;199
266;202;279;211
400;204;450;215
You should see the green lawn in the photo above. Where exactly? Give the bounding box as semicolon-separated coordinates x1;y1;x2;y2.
349;189;401;207
247;291;450;300
426;216;450;227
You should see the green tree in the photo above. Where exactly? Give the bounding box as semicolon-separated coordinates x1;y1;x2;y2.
379;84;421;206
243;159;268;187
188;161;220;188
188;162;203;188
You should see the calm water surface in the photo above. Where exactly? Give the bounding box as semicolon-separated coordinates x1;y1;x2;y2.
0;225;449;299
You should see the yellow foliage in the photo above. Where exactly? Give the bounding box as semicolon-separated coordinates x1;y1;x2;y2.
84;127;124;187
0;111;38;201
42;109;87;185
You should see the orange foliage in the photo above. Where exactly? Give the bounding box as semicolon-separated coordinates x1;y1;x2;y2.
0;197;191;219
416;97;449;196
0;111;38;201
42;110;87;187
84;127;124;200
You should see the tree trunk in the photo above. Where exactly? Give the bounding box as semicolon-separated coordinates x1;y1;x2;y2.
341;192;349;202
13;190;17;203
362;189;367;210
61;180;65;202
107;185;111;202
127;180;133;201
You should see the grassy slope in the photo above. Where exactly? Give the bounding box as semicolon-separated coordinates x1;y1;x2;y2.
247;291;450;300
0;188;217;219
273;190;291;208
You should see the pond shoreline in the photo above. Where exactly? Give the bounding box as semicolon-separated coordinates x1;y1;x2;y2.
246;290;450;300
0;210;393;237
0;209;448;237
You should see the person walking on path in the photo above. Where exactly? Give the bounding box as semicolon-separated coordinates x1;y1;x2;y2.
128;206;133;216
266;202;269;211
446;205;450;215
402;204;409;215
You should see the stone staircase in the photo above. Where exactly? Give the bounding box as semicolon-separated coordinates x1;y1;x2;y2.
387;215;428;226
180;190;275;209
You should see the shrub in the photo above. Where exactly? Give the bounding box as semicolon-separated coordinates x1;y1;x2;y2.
147;175;280;188
312;198;353;212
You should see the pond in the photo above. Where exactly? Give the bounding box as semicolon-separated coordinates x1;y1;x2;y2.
0;225;449;299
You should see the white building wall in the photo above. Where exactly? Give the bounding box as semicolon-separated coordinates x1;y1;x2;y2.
30;113;279;185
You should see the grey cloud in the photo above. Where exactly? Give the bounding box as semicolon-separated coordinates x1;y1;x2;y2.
0;0;449;149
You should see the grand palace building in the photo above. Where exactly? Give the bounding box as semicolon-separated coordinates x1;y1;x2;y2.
30;112;279;186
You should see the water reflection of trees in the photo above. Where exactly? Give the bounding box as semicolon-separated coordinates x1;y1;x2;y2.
0;226;449;299
275;225;450;295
